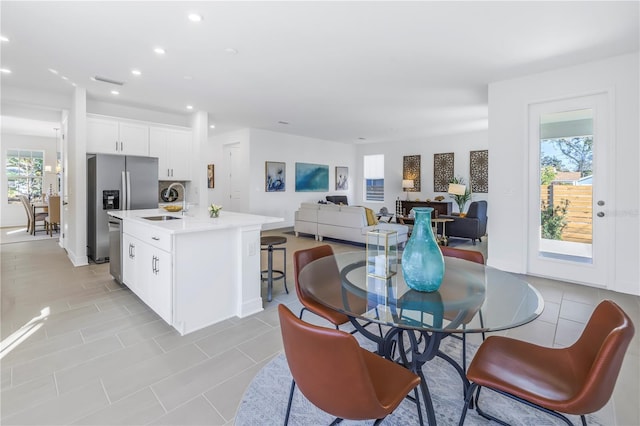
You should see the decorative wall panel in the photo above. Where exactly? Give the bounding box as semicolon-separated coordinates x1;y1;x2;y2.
433;152;454;192
402;155;421;192
470;150;489;193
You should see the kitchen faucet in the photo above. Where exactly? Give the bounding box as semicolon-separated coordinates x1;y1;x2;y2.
167;182;188;215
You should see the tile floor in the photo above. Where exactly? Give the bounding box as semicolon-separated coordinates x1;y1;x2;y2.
1;230;639;425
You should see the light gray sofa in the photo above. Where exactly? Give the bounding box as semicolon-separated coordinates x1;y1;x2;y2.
294;203;409;245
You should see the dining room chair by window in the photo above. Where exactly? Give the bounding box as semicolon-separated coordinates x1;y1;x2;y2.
45;195;61;237
278;304;424;425
19;194;47;235
459;300;635;426
18;194;32;233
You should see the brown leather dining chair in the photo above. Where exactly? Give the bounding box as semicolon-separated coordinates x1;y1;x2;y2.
293;245;352;327
278;304;424;425
440;246;485;371
459;300;635;426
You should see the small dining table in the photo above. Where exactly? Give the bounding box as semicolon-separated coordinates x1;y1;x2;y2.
298;251;544;425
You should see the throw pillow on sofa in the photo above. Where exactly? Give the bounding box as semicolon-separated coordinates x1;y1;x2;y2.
364;207;378;226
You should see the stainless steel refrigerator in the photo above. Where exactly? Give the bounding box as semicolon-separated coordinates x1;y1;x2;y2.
87;154;158;264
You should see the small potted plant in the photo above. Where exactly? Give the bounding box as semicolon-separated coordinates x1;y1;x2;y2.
208;203;222;218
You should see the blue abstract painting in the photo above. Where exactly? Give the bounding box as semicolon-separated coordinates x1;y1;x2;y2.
295;162;329;192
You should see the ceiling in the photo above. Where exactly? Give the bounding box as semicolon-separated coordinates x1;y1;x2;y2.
1;1;638;143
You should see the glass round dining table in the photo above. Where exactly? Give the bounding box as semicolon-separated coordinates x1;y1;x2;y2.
298;251;544;426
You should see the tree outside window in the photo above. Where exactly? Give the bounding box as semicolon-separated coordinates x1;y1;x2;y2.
6;149;44;204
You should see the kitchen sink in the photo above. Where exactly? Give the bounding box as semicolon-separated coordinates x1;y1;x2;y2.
142;215;182;221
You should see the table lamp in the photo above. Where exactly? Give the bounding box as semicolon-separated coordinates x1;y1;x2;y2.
448;183;467;214
402;179;414;200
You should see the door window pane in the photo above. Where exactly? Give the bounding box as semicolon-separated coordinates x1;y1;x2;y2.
539;109;593;261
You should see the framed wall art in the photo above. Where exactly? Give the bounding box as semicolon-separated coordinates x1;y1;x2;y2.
470;149;488;193
433;152;454;192
402;155;421;192
295;162;329;192
265;161;286;192
207;164;214;188
335;166;349;190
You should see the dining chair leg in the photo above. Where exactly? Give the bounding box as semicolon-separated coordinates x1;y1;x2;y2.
284;379;296;426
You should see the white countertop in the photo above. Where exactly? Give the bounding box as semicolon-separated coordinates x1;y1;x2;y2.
108;208;283;234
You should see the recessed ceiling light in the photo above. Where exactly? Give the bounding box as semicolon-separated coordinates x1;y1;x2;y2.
224;48;238;54
131;69;141;76
1;35;9;42
188;13;203;22
90;77;97;81
154;47;166;55
49;68;59;75
111;90;120;95
61;76;69;81
209;124;215;129
186;105;193;110
71;82;77;87
0;68;12;74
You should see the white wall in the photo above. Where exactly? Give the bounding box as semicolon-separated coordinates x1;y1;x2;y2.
248;129;356;229
209;128;355;229
488;52;639;295
355;131;489;213
0;134;59;227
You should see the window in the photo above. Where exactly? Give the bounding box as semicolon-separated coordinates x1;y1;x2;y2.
6;149;44;204
363;154;384;202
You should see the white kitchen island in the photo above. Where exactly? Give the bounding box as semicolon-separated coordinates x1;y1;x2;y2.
108;208;283;335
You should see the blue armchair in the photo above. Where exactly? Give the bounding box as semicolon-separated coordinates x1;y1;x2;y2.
441;201;487;245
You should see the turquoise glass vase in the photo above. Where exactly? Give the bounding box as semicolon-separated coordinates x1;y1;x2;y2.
401;207;445;292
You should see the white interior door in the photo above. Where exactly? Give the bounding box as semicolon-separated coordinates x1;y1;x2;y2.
527;92;611;287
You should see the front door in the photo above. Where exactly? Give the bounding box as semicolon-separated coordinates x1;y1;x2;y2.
527;92;611;287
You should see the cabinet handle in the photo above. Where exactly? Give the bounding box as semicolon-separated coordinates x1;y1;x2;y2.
152;236;160;241
155;256;159;275
115;141;119;151
120;141;124;151
167;169;170;177
171;169;174;177
129;243;135;258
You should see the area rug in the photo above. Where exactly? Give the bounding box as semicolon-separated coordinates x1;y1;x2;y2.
0;226;58;244
236;336;602;425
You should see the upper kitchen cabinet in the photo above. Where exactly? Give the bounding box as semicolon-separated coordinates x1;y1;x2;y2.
87;116;149;156
149;126;192;181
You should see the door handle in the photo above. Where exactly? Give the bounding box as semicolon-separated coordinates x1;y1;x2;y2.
597;200;605;206
597;212;605;218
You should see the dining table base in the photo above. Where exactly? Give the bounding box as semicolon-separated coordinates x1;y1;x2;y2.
349;317;469;425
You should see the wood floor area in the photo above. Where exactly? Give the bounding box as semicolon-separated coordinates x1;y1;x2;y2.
1;230;638;425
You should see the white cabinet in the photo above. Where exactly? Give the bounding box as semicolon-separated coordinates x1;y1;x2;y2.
149;126;192;180
122;223;173;324
87;117;149;156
